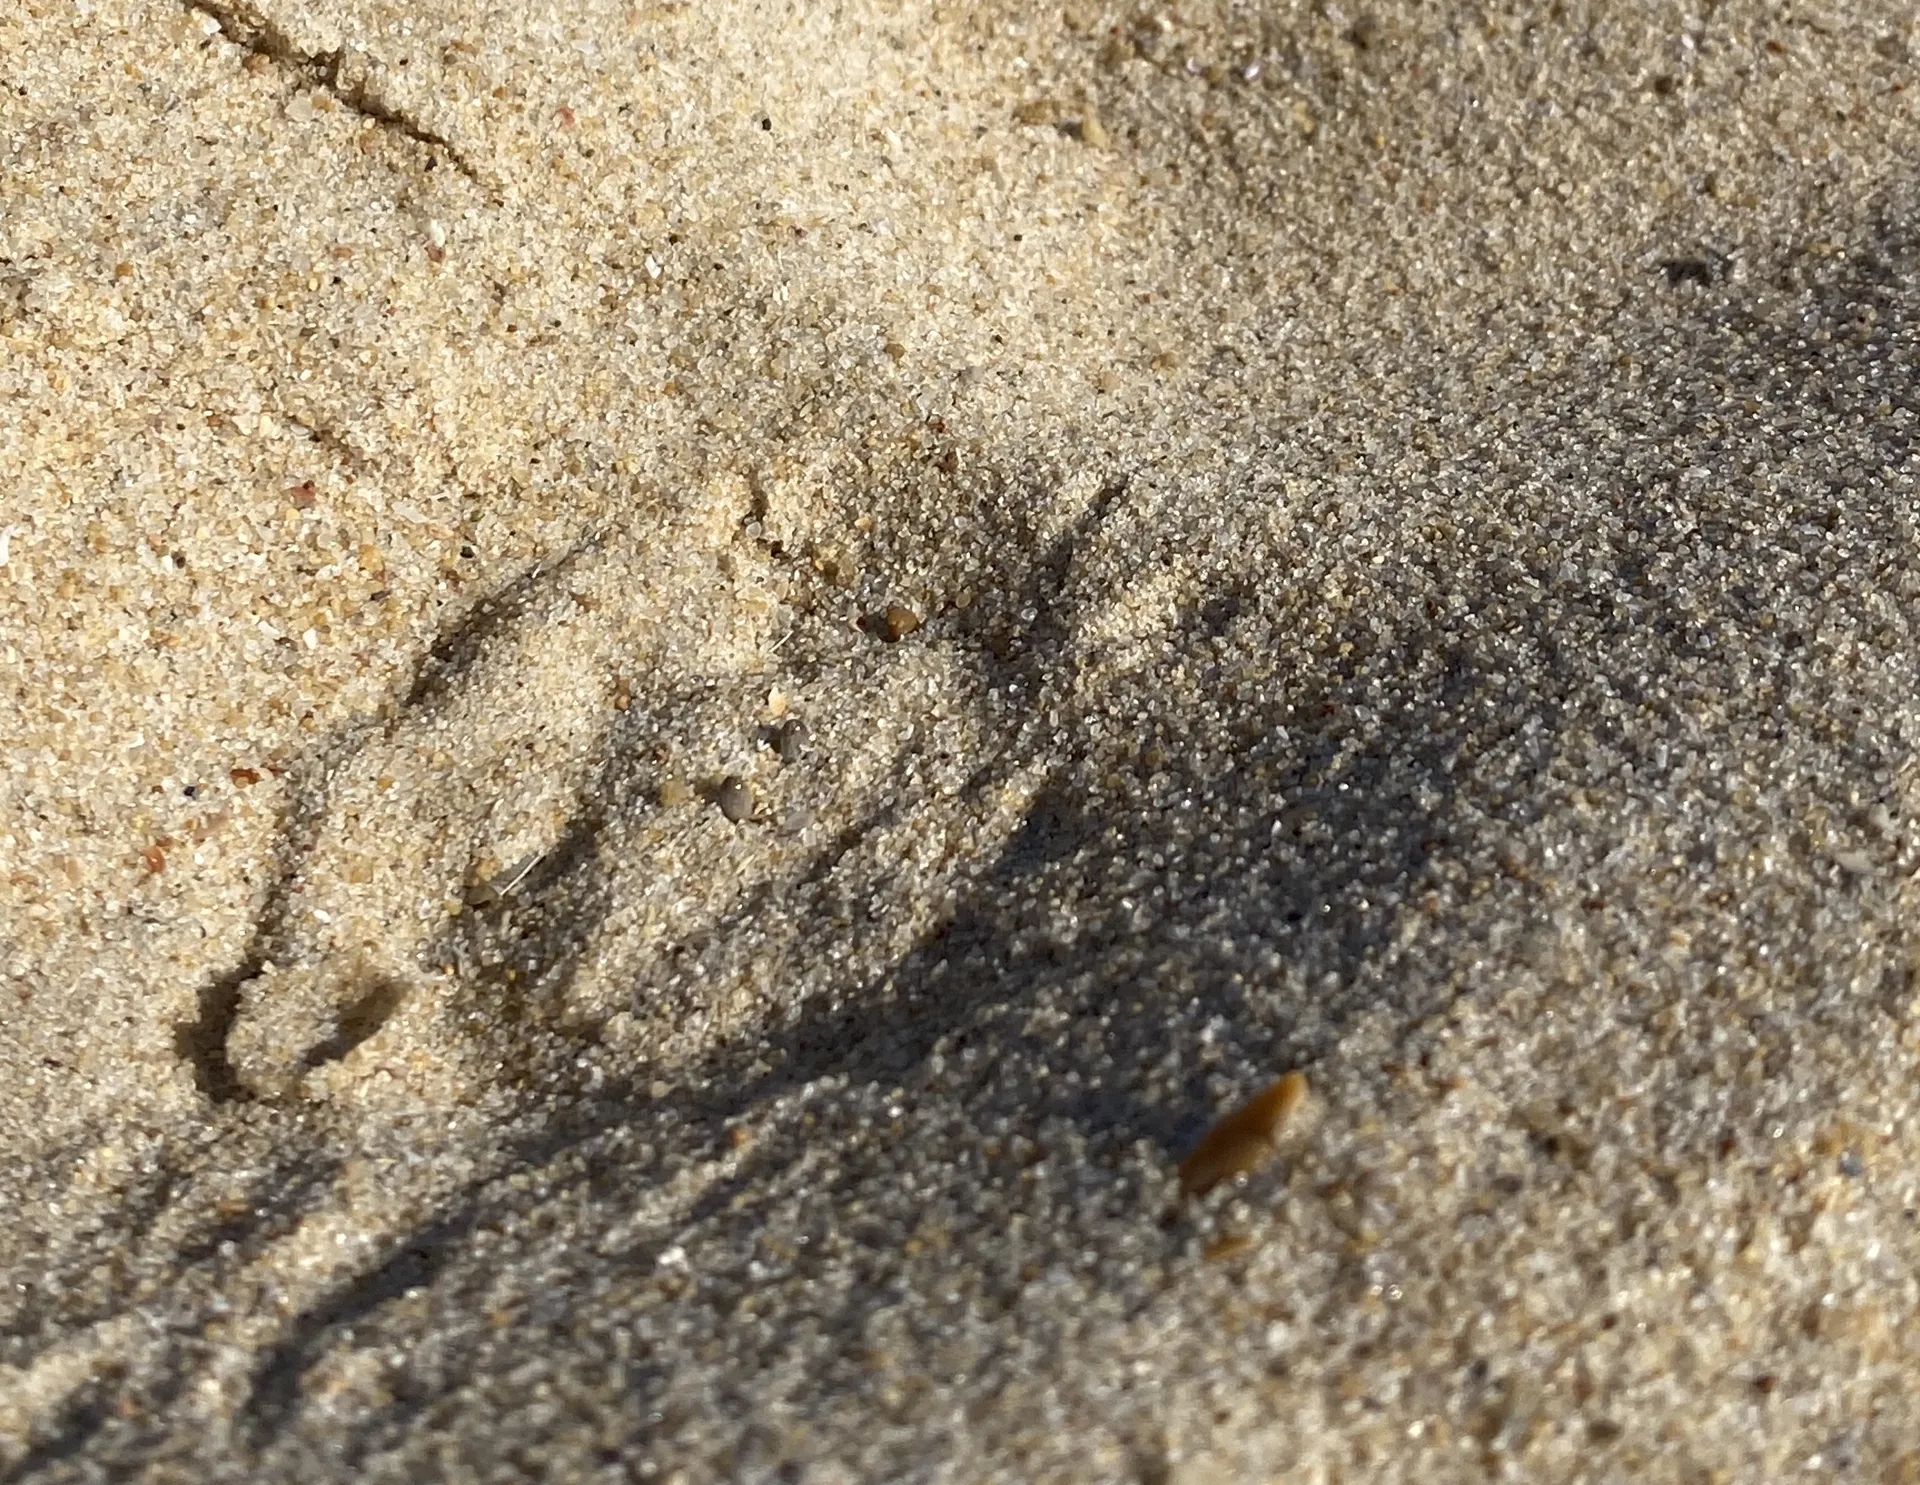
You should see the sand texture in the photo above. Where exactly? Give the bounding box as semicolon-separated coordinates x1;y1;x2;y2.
6;0;1920;1478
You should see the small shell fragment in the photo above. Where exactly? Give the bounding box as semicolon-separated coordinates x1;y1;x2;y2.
1179;1070;1309;1198
1202;1231;1259;1263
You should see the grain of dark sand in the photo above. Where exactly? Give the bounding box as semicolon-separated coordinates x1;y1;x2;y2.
5;1;1920;1479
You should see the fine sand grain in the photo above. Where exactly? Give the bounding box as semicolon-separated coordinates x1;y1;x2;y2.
6;0;1920;1478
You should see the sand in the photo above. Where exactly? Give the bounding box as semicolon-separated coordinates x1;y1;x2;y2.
5;0;1920;1478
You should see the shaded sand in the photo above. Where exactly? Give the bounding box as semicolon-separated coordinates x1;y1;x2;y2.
6;0;1920;1477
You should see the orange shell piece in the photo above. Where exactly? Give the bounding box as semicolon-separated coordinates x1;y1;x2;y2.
1178;1070;1309;1198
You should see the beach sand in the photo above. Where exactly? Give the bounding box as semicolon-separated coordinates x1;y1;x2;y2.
5;0;1920;1477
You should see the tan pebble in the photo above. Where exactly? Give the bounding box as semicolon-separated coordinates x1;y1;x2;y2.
1179;1070;1309;1198
1080;109;1109;149
658;777;693;808
883;603;922;641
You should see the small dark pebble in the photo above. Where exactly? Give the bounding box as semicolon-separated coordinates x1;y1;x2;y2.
1839;1151;1865;1179
1659;251;1729;288
775;720;810;763
717;776;755;823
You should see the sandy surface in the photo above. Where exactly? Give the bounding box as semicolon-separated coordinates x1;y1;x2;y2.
5;0;1920;1478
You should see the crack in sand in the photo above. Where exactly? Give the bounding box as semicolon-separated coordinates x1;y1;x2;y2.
183;0;489;192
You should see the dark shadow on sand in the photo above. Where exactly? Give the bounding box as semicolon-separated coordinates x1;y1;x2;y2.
25;182;1920;1478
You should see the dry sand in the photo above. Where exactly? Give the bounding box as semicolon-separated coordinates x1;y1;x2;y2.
5;0;1920;1478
